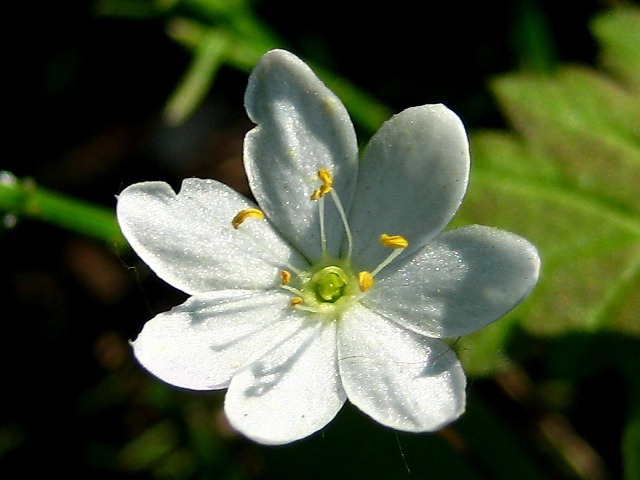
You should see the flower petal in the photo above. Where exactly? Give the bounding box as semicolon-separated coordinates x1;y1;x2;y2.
224;318;346;445
338;304;466;432
117;179;305;295
364;225;541;338
131;289;302;390
348;104;470;271
244;49;359;261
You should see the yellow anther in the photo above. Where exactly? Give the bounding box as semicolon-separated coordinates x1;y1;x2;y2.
358;271;374;292
310;168;333;200
280;270;292;286
380;234;409;249
290;296;304;307
318;168;332;186
231;208;264;229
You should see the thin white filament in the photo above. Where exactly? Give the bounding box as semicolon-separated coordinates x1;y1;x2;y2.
318;196;327;255
370;248;405;277
329;189;353;260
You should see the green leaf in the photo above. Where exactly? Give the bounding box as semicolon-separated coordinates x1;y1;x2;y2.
456;313;518;377
460;128;640;337
117;420;179;472
491;67;640;215
451;7;640;361
591;6;640;92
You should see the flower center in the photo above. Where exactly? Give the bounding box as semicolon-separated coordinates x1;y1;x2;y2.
278;258;360;315
231;168;409;317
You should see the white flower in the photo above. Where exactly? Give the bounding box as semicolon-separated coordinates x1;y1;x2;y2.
117;49;540;445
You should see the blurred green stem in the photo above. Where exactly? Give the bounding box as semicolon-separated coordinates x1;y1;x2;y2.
164;27;231;125
166;17;391;134
511;0;558;72
99;0;391;132
0;171;126;248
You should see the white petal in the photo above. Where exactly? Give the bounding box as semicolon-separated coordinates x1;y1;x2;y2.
131;289;303;390
244;49;359;261
348;104;470;271
224;318;346;445
117;179;306;295
338;304;466;432
364;225;541;338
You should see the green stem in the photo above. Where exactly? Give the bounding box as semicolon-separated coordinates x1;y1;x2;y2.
166;18;392;134
0;172;126;248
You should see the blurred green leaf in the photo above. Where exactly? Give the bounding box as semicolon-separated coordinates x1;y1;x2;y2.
118;420;180;472
453;7;640;373
457;312;519;376
591;6;640;91
491;67;640;214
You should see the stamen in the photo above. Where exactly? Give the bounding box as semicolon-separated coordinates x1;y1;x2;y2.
358;271;374;292
292;303;324;313
318;196;327;254
232;210;302;278
308;168;353;258
290;296;304;307
309;169;333;253
329;189;353;259
370;233;409;277
280;270;292;286
310;168;333;200
231;208;264;229
380;234;409;249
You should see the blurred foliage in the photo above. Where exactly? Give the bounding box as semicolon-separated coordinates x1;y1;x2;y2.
96;0;391;132
456;5;640;358
454;6;640;479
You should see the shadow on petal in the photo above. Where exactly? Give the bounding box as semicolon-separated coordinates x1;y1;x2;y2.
243;320;322;398
170;292;265;325
416;345;458;378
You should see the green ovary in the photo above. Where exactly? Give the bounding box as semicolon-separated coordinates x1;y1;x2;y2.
310;266;349;303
